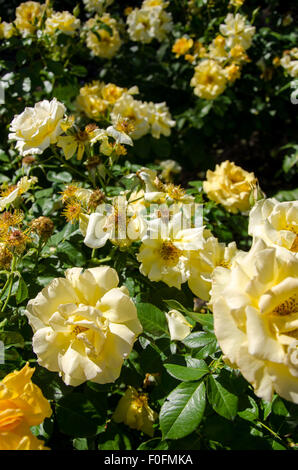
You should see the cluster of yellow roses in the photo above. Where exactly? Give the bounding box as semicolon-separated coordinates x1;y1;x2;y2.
76;81;176;140
126;0;172;45
0;0;175;60
3;87;298;450
173;10;256;99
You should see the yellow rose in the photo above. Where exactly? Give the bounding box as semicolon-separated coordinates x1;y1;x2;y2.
219;13;255;50
165;310;193;341
0;22;15;39
188;235;238;300
84;13;122;59
0;363;52;450
248;198;298;254
111;94;150;139
280;48;298;79
9;98;66;156
15;1;45;36
137;212;205;289
25;266;143;386
113;386;157;436
172;37;193;57
77;81;107;120
190;59;227;100
203;160;257;213
83;0;114;14
45;11;80;36
211;239;298;403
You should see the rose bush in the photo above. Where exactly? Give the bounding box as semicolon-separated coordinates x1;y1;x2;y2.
0;0;297;453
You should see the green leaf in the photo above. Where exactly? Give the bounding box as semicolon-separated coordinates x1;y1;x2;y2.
56;393;104;437
186;312;214;330
0;331;25;349
207;375;238;421
238;396;259;422
15;276;28;304
164;359;209;382
182;331;216;348
160;381;206;440
136;302;169;338
137;439;169;450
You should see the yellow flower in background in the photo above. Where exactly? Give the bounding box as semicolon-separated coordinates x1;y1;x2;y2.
0;21;15;39
101;83;126;104
15;1;45;36
208;35;228;62
84;13;122;59
165;310;192;341
25;266;142;386
172;37;193;57
211;239;298;404
219;13;255;50
77;81;107;120
248;198;298;254
83;0;114;14
145;101;176;139
111;94;150;139
190;59;227;100
126;1;172;44
45;11;80;36
159;159;182;183
280;48;298;78
203;160;257;213
9;98;66;156
188;235;238;300
0;363;52;450
113;386;157;436
229;0;245;7
224;63;241;82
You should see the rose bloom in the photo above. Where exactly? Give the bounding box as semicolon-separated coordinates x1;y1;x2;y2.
45;11;80;36
0;21;15;39
15;1;45;36
25;266;142;386
111;94;150;139
203;160;257;213
9;98;66;156
137;212;205;289
145;102;176;139
190;59;227;100
280;48;298;79
126;3;172;44
0;363;52;450
211;239;298;403
165;310;193;341
83;0;114;14
113;386;157;437
248;198;298;254
188;235;238;301
76;81;107;120
172;37;193;57
219;13;255;50
84;13;122;59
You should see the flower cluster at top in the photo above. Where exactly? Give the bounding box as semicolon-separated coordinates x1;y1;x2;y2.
0;0;174;60
172;9;256;99
126;0;172;44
